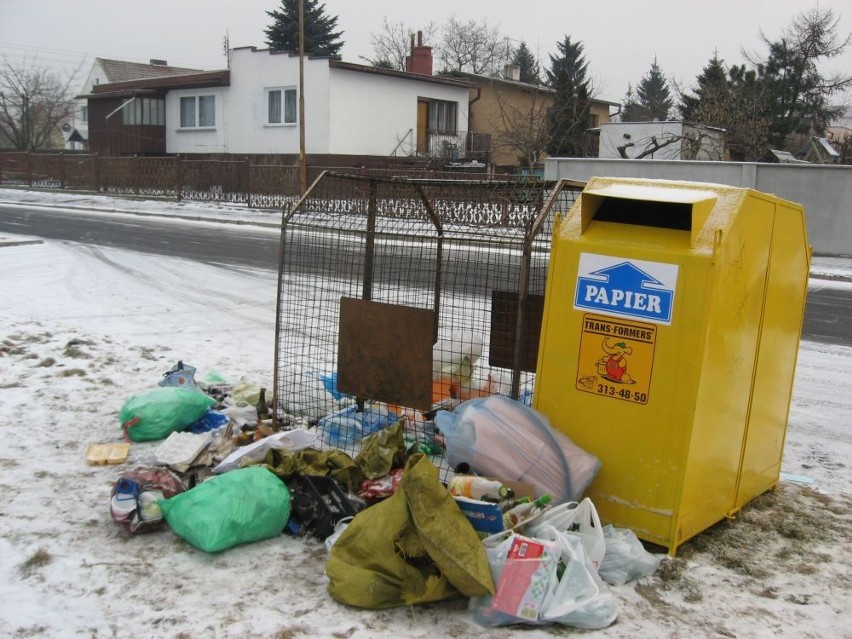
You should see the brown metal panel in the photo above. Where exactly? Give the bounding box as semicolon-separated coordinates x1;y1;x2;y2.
337;297;434;411
489;290;545;373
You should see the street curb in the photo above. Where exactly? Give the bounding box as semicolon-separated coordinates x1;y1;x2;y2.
0;238;43;248
2;197;851;283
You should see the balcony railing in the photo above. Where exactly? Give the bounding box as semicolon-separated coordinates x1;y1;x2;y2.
421;130;492;163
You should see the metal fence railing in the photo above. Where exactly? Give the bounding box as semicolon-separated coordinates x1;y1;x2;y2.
0;152;534;210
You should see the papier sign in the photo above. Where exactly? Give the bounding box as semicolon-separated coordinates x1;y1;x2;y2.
574;253;679;325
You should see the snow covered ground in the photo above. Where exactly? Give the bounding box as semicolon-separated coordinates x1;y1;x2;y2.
0;188;850;638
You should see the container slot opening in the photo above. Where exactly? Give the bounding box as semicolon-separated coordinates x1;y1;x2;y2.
594;197;692;231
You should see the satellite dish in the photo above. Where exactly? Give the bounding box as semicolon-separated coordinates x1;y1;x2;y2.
61;123;72;133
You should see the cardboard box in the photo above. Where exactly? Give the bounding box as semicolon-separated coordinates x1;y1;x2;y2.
491;534;559;621
454;496;504;534
451;476;538;534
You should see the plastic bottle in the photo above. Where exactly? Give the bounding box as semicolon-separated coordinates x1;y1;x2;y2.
448;475;514;501
500;495;531;512
503;493;552;528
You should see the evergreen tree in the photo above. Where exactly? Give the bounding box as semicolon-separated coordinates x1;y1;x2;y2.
621;84;647;122
264;0;344;58
677;53;771;161
545;36;592;157
679;52;728;121
756;8;851;149
635;57;673;121
511;41;540;84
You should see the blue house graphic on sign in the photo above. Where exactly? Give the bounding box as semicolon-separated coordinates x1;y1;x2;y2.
575;262;674;323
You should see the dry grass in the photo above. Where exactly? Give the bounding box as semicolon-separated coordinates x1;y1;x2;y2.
638;484;852;608
18;548;53;578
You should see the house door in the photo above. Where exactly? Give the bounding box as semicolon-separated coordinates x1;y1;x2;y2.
416;100;429;153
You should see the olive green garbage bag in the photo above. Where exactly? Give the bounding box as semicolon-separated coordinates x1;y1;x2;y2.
326;454;495;609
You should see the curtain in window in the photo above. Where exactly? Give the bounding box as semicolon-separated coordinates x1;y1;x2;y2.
427;100;457;133
268;90;282;124
180;97;195;128
284;89;297;123
198;96;215;127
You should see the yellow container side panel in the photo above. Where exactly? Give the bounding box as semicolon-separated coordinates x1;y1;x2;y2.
676;195;774;548
735;199;810;510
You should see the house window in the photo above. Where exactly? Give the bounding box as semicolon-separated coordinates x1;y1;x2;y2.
267;88;297;125
179;95;215;128
428;99;458;133
122;98;165;126
80;106;88;123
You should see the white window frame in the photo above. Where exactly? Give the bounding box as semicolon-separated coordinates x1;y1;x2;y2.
179;95;216;130
265;87;297;126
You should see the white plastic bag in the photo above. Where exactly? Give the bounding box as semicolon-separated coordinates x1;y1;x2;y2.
598;524;663;585
526;498;606;570
212;428;316;474
324;517;353;552
536;525;618;629
469;524;618;630
469;530;558;627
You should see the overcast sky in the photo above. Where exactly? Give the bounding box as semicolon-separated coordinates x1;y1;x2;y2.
1;0;851;104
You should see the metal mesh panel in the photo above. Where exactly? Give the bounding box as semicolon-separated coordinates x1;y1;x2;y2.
274;172;582;479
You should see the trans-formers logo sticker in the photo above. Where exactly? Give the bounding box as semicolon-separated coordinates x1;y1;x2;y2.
573;253;679;325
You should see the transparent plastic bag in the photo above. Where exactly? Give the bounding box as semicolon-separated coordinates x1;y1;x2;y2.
598;524;663;585
436;396;600;503
525;498;606;571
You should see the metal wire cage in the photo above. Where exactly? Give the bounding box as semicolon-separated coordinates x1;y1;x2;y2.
273;171;583;476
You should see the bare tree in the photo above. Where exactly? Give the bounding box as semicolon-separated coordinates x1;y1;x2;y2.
0;56;79;151
363;18;438;71
612;127;725;160
437;17;509;76
490;86;554;167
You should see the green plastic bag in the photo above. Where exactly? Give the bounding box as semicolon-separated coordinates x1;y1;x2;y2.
119;386;216;442
160;467;291;553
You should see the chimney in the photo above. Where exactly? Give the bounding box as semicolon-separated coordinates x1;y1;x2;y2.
405;30;433;76
149;59;168;66
503;64;520;81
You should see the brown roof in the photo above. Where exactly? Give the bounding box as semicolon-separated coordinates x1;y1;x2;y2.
97;58;203;83
328;59;473;88
78;70;230;99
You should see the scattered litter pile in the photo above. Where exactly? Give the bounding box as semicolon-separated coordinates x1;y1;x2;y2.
93;359;664;631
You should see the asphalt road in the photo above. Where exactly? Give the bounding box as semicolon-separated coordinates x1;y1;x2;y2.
1;203;849;347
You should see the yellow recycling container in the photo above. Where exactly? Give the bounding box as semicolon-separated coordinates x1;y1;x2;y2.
534;177;810;555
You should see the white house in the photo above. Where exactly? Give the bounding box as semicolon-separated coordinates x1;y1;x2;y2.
598;121;726;161
162;47;472;162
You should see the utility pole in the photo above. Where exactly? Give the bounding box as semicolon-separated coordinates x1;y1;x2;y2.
298;0;307;194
